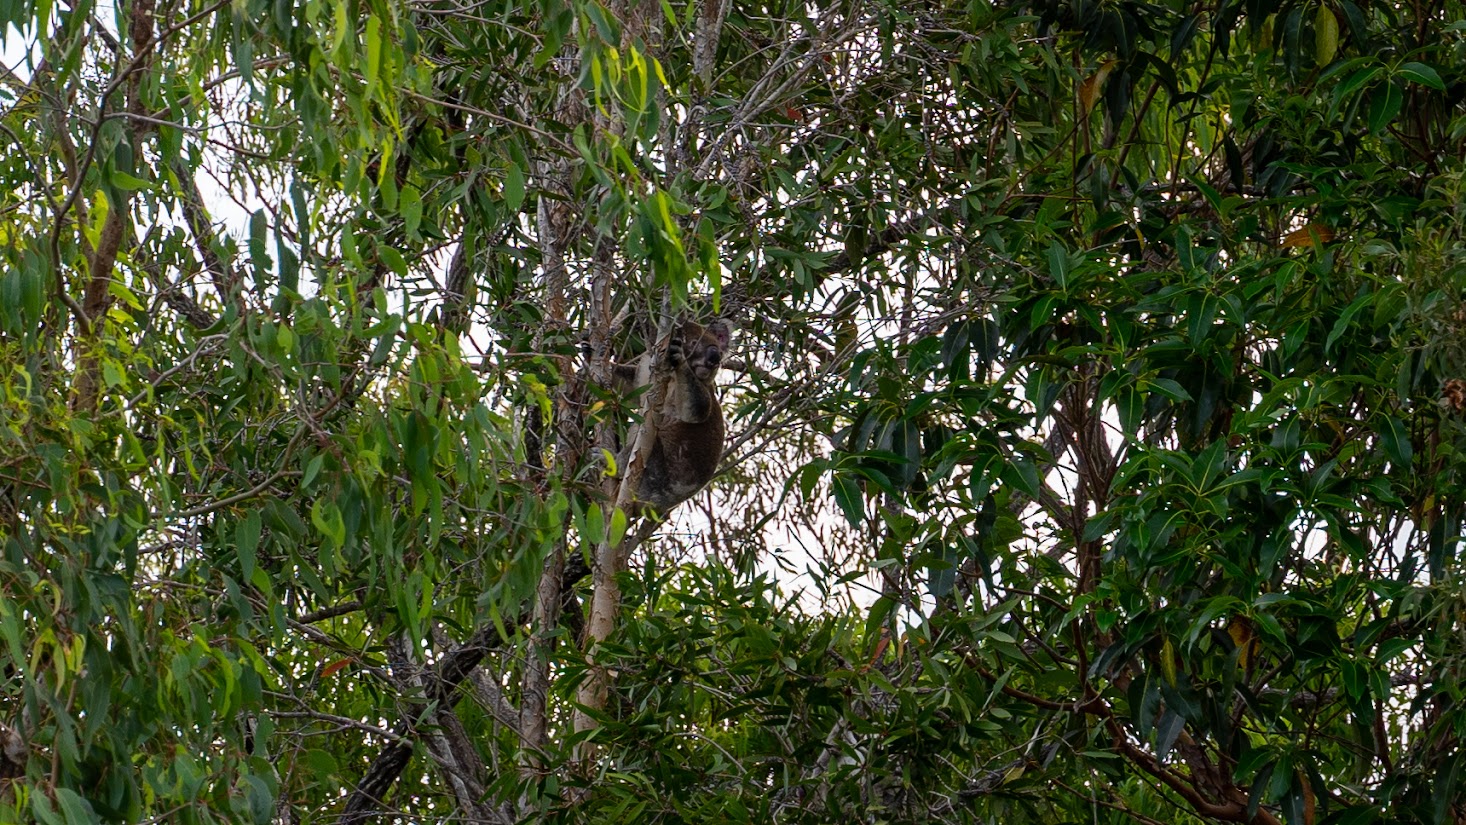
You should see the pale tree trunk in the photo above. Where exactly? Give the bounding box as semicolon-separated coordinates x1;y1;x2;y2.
567;0;667;746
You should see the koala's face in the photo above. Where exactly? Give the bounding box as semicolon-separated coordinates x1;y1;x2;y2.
677;319;732;381
685;329;724;381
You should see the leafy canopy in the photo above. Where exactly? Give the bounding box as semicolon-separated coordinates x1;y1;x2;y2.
0;0;1464;823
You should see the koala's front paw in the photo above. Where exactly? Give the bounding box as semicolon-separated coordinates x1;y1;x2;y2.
665;335;686;368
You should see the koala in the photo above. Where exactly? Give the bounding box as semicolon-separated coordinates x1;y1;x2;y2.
621;318;733;512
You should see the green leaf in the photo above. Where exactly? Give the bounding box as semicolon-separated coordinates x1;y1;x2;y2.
864;595;895;641
1376;638;1412;661
54;789;95;825
1146;378;1193;403
303;453;325;488
276;323;295;354
109;169;153;191
1155;709;1186;762
1341;658;1366;700
1002;456;1043;499
1367;80;1403;133
1047;242;1068;291
1333;805;1381;824
378;245;408;277
584;502;605;545
1396;61;1444;90
586;1;621;44
101;359;125;389
927;544;958;598
364;14;382;89
608;506;628;547
1335;62;1381;99
1380;416;1412;468
249;210;271;272
504;161;526;212
329;0;349;56
30;795;63;825
1326;292;1371;353
831;473;864;526
303;748;340;778
236;510;261;583
311;499;346;549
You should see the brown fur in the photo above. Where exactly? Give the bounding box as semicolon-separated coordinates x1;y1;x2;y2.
631;319;733;511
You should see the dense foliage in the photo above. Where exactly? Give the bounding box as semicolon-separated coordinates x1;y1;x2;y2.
1;0;1465;822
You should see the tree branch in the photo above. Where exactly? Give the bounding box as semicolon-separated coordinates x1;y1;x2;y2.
823;198;961;276
169;158;243;308
339;554;589;824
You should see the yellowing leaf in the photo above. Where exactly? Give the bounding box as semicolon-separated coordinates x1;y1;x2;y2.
1281;223;1336;248
1079;60;1118;115
1227;617;1256;670
329;0;349;59
1159;636;1177;686
1315;5;1339;67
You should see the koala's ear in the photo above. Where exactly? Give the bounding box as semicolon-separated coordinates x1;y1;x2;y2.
706;319;734;348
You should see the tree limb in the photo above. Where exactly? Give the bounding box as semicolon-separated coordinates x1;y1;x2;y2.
339;554;589;824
